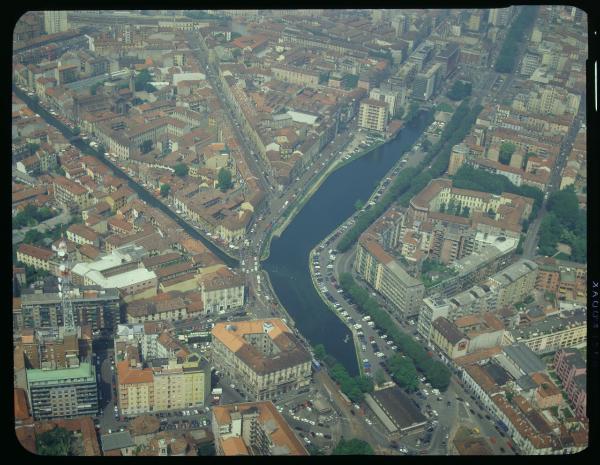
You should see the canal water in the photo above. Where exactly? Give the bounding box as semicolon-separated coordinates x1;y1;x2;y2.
264;112;431;376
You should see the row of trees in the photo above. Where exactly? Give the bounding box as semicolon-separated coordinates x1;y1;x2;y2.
313;344;374;403
494;6;538;73
338;100;482;252
339;273;451;390
538;186;586;262
13;204;55;229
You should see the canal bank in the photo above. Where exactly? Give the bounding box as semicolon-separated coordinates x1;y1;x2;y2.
261;135;386;262
13;87;238;268
263;112;431;375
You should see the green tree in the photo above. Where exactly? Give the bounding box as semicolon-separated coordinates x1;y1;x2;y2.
139;140;153;154
307;444;324;455
72;127;80;136
421;138;432;152
35;427;73;456
174;163;189;177
447;80;472;101
333;438;374;455
313;344;326;360
461;206;470;217
388;354;419;391
27;142;40;154
218;167;233;191
354;199;364;211
135;69;153;92
375;369;386;386
196;442;215;456
499;142;516;165
160;183;171;198
439;202;446;213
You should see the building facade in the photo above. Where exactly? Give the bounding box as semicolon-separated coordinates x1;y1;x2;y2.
211;319;312;401
27;362;98;420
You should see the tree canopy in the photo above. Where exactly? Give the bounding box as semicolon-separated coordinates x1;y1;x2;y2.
499;142;516;165
174;163;189;177
494;6;538;73
160;183;171;197
134;69;156;92
218;167;233;191
35;427;73;456
538;186;586;262
339;273;451;390
447;80;472;101
333;438;375;455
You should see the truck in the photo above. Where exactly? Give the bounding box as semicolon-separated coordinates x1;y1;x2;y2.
211;388;223;396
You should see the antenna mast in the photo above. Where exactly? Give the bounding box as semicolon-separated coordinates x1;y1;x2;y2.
56;239;77;336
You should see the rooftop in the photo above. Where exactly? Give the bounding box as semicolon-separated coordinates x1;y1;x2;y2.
27;362;94;383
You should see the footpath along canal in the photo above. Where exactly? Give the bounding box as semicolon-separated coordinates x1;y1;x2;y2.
264;112;431;375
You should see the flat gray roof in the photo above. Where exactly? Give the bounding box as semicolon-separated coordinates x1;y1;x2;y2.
371;385;427;430
503;343;545;375
101;431;135;451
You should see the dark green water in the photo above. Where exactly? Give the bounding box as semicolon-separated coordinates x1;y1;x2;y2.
264;112;430;376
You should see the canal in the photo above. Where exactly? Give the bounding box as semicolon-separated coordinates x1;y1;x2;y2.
13;86;237;268
264;112;431;376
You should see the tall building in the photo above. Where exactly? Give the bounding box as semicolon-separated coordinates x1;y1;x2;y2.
19;286;121;332
212;401;308;456
417;296;451;341
354;238;425;318
211;319;312;401
358;99;388;133
412;63;441;101
448;143;469;175
487;259;538;309
44;11;69;34
369;87;405;118
18;326;81;370
116;354;211;416
26;362;98;420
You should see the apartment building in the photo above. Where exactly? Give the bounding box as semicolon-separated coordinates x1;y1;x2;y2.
53;176;96;211
355;237;425;318
447;143;469;175
149;355;211;412
212;401;308;456
358;98;388;133
211;319;311;401
417;296;450;341
199;268;245;314
19;286;120;331
553;349;587;419
271;65;320;88
488;259;538;309
27;362;98;420
507;307;586;354
116;360;154;416
18;326;79;370
44;11;68;34
66;223;101;248
16;243;56;273
126;293;189;324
